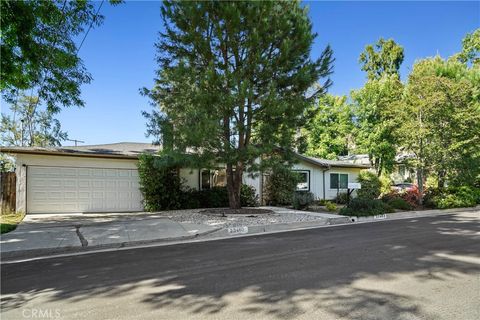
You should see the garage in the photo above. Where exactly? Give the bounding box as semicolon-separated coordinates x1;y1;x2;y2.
1;143;160;214
27;166;143;213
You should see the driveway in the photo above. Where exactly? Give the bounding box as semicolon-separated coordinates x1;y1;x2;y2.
1;210;479;320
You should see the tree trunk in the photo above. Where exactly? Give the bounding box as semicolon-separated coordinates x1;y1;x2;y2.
226;163;242;209
437;170;446;189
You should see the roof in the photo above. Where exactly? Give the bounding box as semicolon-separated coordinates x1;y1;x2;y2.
294;153;371;169
0;142;161;159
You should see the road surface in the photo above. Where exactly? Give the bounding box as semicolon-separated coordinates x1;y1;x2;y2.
1;210;479;320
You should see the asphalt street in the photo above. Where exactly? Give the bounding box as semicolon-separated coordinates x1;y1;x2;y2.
1;210;479;320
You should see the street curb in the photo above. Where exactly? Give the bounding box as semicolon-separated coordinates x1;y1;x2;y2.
348;206;480;223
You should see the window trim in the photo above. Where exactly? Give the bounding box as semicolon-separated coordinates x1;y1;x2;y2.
199;169;211;190
329;172;349;190
293;169;310;192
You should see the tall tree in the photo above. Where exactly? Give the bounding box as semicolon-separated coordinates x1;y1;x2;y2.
143;1;333;208
1;0;121;112
396;56;480;198
455;28;480;66
0;94;68;147
351;74;403;175
359;38;404;80
302;94;354;159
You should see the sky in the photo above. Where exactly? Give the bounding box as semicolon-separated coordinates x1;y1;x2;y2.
2;1;479;146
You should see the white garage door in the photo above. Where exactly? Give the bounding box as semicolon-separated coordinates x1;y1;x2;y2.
27;166;143;213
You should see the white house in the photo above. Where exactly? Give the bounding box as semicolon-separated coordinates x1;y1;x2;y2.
0;142;369;214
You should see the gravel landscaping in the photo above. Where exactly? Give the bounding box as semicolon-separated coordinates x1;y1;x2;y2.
165;207;325;228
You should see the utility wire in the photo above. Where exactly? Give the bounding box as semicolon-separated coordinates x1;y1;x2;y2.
77;0;105;53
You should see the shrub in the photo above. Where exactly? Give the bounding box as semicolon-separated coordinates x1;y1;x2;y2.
356;170;381;200
426;186;480;209
264;165;300;206
340;198;394;216
316;199;328;206
379;175;392;195
325;201;337;212
138;154;185;211
240;184;259;207
292;191;314;210
334;192;349;204
382;189;420;209
387;198;413;211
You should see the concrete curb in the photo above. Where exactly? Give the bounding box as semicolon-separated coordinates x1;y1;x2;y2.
348;206;479;223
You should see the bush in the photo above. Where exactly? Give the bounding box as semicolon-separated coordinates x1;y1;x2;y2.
340;198;394;216
379;175;392;195
325;201;337;212
334;192;349;204
387;198;413;211
356;170;381;200
292;191;314;210
425;186;480;209
240;184;259;207
264;165;300;206
382;189;420;209
138;154;185;211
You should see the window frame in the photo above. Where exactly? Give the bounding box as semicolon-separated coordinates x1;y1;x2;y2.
329;172;349;190
293;169;310;192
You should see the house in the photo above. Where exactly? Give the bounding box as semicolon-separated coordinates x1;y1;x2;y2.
0;142;369;214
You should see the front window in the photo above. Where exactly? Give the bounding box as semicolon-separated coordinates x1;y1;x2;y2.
295;170;310;191
200;169;227;190
330;173;348;189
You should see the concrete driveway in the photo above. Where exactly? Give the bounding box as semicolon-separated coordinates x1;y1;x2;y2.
0;212;217;255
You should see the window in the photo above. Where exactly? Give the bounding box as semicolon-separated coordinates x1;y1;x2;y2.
330;173;348;189
295;170;310;191
201;169;211;190
200;169;227;190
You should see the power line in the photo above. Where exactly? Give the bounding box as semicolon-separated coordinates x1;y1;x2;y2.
77;0;105;53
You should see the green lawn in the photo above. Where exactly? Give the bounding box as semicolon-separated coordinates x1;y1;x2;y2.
0;211;25;234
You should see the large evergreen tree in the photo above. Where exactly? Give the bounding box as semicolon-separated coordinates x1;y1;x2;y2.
144;1;333;208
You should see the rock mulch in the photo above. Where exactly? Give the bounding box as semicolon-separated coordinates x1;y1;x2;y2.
165;207;324;229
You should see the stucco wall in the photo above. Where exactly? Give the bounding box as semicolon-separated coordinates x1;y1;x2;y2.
292;161;363;200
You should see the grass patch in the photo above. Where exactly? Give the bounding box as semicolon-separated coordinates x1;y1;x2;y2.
0;211;25;234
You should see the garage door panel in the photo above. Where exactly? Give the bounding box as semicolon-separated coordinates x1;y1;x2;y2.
27;166;143;213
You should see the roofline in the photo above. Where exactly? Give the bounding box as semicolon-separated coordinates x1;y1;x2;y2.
293;153;371;169
0;148;140;160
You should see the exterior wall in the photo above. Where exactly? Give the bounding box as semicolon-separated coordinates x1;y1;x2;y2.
13;154;139;213
179;168;200;190
292;160;363;200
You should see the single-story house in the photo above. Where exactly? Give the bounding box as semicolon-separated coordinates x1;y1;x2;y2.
0;142;369;214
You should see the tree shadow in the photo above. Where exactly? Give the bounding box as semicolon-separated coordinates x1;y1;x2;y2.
1;212;479;319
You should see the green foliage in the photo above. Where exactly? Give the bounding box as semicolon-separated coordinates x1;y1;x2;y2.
387;198;413;211
351;74;403;175
302;94;354;159
325;201;337;212
137;154;185;211
292;191;314;210
397;56;480;192
0;154;15;172
424;186;480;209
1;0;121;112
456;28;480;66
379;174;392;195
1;95;67;147
340;198;394;216
143;1;333;208
359;38;404;80
334;192;349;204
240;184;259;207
356;170;381;200
264;165;300;206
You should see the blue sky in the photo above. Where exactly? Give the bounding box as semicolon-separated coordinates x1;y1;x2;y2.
4;1;479;146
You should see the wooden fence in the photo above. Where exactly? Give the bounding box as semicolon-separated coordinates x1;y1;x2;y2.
1;172;16;214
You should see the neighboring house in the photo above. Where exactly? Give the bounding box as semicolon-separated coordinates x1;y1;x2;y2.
0;142;369;214
338;153;417;184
